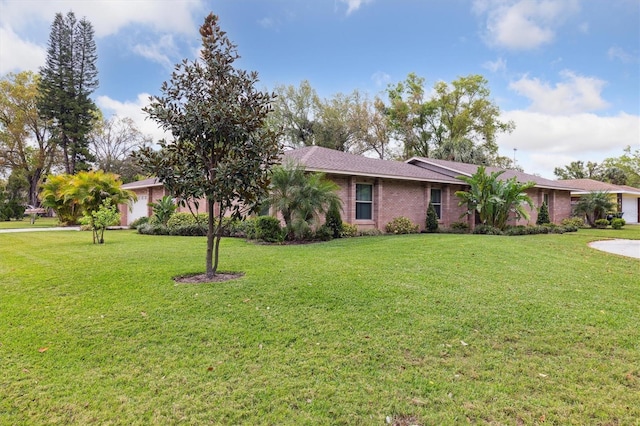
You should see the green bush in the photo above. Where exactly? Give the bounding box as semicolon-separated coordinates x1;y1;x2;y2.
425;202;439;233
167;212;207;228
561;217;586;228
325;202;343;239
314;224;333;241
449;221;470;233
385;217;419;234
358;228;383;237
137;223;170;235
473;224;503;235
611;218;626;229
340;223;358;238
129;216;149;229
235;218;257;239
255;216;283;243
168;224;206;236
536;202;550;225
594;218;609;229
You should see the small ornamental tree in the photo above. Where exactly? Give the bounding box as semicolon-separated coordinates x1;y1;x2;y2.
426;201;439;232
80;198;120;244
135;13;281;278
536;201;550;225
149;195;176;226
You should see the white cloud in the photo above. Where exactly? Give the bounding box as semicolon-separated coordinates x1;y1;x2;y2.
497;110;639;177
473;0;579;50
608;46;635;63
0;26;46;74
371;71;390;87
0;0;204;72
96;94;172;145
132;35;179;70
509;70;609;115
483;57;507;73
338;0;373;15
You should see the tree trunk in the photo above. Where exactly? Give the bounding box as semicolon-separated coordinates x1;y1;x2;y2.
206;199;215;278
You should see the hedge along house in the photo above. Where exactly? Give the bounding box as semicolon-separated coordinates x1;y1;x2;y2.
282;146;574;230
560;179;640;224
119;146;575;230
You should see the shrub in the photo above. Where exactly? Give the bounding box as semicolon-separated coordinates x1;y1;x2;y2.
129;216;149;229
611;218;625;229
536;202;550;225
236;218;257;239
137;223;170;235
255;216;283;243
167;212;207;228
168;224;206;236
449;221;470;233
149;196;177;226
561;217;586;228
324;202;343;239
594;219;609;229
473;224;503;235
425;202;439;233
358;228;383;237
340;223;358;238
385;216;419;234
314;224;333;241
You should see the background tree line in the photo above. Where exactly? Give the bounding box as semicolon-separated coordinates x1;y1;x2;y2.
553;147;640;187
0;12;151;213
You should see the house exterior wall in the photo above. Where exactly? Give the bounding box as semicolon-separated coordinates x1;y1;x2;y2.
324;174;469;231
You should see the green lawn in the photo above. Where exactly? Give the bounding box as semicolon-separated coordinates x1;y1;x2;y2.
0;217;60;229
1;227;638;425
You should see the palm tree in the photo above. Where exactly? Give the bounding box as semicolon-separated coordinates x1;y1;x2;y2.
573;191;614;227
265;161;341;240
455;166;535;230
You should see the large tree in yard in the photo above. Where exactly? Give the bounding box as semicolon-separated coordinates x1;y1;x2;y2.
135;13;280;278
455;166;535;230
38;11;99;174
0;71;56;207
385;73;514;162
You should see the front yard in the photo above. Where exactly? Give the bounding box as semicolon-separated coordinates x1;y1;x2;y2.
1;227;638;424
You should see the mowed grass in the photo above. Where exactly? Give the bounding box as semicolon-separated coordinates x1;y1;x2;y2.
0;217;60;229
1;227;638;425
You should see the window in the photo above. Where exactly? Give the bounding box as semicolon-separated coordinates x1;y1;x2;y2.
543;193;549;205
356;183;373;220
430;188;442;219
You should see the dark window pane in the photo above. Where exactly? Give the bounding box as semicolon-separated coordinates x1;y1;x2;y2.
356;202;372;220
356;184;372;202
430;188;441;203
433;204;441;219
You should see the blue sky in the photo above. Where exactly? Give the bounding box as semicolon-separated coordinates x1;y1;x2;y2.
1;0;638;178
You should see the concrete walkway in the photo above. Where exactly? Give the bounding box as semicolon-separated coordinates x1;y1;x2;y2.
588;239;640;259
0;226;81;233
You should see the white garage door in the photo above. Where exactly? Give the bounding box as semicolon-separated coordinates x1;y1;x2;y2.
129;194;149;225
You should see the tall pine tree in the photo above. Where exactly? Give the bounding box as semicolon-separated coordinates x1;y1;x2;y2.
39;11;98;174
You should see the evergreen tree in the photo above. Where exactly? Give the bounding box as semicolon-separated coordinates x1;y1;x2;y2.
325;200;343;238
426;202;439;232
536;201;550;225
38;11;98;174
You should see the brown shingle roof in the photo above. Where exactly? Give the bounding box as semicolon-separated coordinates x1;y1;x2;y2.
407;157;576;190
121;177;161;190
282;146;461;184
560;179;640;195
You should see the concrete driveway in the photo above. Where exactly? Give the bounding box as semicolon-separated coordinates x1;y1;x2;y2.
588;239;640;259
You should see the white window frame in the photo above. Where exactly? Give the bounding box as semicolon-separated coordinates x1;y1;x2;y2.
355;183;373;220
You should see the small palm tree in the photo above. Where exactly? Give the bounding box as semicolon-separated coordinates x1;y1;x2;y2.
455;166;535;230
573;191;614;227
266;161;341;240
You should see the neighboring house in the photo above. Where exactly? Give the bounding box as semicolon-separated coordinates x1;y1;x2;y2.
560;179;640;224
119;146;575;230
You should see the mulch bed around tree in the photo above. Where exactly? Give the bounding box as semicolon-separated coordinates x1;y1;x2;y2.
174;272;244;284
